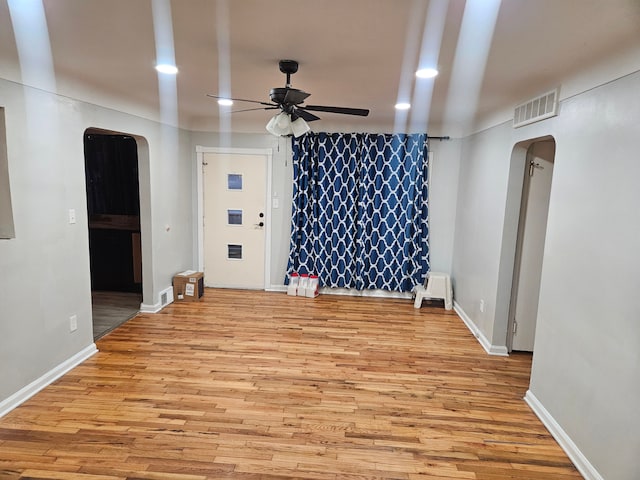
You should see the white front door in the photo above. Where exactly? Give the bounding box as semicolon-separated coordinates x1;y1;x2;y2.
203;151;268;289
511;141;555;351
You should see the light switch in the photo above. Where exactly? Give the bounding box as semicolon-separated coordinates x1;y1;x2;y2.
68;209;76;224
272;198;279;209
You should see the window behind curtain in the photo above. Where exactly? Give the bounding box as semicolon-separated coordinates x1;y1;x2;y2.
286;132;430;292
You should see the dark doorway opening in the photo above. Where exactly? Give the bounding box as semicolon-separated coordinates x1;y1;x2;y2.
84;132;142;339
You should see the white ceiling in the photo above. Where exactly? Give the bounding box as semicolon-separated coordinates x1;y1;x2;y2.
1;0;639;136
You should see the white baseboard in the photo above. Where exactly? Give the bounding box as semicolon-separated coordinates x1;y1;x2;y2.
453;300;509;356
320;287;413;299
266;284;287;292
524;390;603;480
140;302;162;313
265;285;413;299
140;286;175;313
0;343;98;418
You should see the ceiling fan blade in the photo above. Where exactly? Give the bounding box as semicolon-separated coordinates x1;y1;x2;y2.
303;105;370;116
226;106;280;114
283;89;311;105
206;94;273;107
295;109;321;122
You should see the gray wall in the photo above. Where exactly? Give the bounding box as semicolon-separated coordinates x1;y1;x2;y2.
451;122;515;341
0;78;193;401
451;70;640;479
427;139;461;274
529;71;640;480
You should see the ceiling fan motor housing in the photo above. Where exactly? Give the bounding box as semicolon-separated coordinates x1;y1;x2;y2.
270;87;307;107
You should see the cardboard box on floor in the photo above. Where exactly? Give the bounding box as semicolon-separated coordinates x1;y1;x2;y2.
173;270;204;301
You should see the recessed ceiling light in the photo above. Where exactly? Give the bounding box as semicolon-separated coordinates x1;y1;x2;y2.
217;98;233;106
155;64;178;74
395;102;411;110
415;67;439;79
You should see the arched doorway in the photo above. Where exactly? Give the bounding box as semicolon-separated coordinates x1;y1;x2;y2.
84;129;142;339
507;137;555;352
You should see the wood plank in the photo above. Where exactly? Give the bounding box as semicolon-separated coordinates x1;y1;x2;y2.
0;289;583;479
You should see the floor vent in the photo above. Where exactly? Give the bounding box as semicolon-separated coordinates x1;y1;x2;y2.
513;88;559;128
159;286;174;307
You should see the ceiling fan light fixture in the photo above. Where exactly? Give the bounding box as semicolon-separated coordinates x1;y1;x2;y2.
266;112;292;136
266;112;310;138
217;98;233;106
395;102;411;110
415;67;439;79
277;112;292;128
290;116;311;137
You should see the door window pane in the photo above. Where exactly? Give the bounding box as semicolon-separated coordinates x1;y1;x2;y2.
227;209;242;225
227;174;242;190
228;244;242;259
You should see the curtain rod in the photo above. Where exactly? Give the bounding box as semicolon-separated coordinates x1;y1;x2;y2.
427;136;450;141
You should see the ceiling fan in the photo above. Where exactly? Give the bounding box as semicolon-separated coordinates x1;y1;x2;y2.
207;59;370;137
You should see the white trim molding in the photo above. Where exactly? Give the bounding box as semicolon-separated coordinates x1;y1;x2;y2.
321;287;413;299
525;390;604;480
0;343;98;418
140;302;162;313
266;284;287;293
453;300;509;356
266;285;415;299
141;284;178;313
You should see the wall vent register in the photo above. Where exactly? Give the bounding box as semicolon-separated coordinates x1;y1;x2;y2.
513;88;559;128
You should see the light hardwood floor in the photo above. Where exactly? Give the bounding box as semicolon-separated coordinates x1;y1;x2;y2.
0;289;581;479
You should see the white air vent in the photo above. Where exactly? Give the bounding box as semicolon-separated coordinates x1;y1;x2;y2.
159;286;174;307
513;88;559;128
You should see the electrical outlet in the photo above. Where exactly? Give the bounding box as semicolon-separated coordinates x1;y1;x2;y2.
479;300;485;313
68;209;76;224
69;314;78;332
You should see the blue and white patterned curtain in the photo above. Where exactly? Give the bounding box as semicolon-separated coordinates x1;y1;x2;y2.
286;132;430;292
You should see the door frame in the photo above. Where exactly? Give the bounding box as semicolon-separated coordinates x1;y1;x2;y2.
84;127;152;309
195;146;273;289
505;138;555;352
